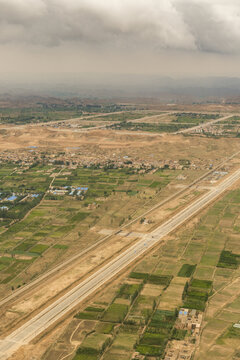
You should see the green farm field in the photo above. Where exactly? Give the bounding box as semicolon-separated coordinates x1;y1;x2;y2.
108;112;222;133
0;163;194;294
0;104;143;125
42;185;240;360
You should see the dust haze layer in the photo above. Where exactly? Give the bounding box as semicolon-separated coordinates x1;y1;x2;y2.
2;74;240;102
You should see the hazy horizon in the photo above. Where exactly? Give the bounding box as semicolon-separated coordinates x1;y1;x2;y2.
2;73;240;100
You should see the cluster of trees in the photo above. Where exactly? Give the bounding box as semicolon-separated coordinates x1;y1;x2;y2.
0;195;42;222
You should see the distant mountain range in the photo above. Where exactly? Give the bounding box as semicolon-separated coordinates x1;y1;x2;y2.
1;74;240;103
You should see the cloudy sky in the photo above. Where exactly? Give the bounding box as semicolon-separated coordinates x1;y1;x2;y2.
1;0;240;79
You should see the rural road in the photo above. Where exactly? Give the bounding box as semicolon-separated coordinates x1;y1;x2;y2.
1;150;239;309
0;168;240;359
107;113;234;137
176;114;233;134
0;110;132;130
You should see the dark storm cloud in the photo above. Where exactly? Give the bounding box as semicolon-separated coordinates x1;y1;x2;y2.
176;0;240;53
0;0;240;53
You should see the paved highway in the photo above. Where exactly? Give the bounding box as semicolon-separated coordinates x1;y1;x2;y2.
3;151;238;309
0;168;240;359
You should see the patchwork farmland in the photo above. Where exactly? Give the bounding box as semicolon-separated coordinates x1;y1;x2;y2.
0;106;239;360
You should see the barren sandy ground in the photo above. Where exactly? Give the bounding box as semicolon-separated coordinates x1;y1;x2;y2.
1;117;240;359
0;125;239;164
0;126;159;150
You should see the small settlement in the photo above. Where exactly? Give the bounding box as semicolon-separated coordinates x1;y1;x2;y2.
164;308;203;360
